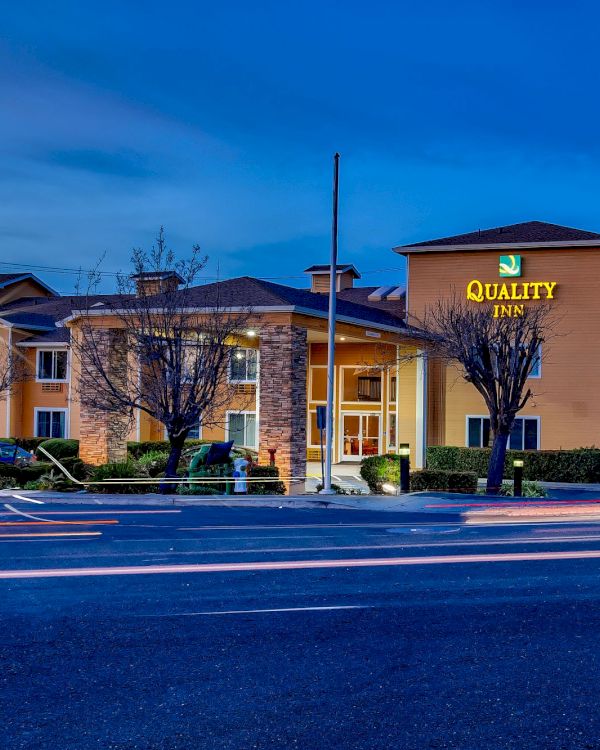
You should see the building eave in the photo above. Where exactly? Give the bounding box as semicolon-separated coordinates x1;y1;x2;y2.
395;239;600;255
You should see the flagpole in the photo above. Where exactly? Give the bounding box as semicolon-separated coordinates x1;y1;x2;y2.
319;152;340;494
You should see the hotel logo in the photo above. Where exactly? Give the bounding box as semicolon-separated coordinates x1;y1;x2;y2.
499;254;521;277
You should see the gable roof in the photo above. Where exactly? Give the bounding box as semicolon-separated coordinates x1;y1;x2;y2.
304;264;361;278
397;221;600;253
0;273;59;296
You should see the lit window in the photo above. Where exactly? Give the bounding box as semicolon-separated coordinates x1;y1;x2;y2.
229;349;258;382
466;416;539;450
37;350;68;381
227;412;257;448
35;409;67;438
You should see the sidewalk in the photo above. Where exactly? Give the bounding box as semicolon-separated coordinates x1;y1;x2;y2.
5;486;600;521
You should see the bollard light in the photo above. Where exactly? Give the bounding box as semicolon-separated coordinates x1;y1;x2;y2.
399;442;410;494
513;458;524;497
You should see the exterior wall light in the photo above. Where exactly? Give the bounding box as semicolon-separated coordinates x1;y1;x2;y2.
246;330;257;338
513;458;524;497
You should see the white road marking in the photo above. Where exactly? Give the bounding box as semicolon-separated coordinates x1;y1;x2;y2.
4;548;600;579
11;493;44;505
150;605;366;617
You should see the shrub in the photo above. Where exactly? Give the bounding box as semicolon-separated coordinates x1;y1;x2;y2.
16;437;48;453
410;469;477;494
248;465;286;495
427;446;600;483
138;450;170;477
127;440;209;460
36;439;79;460
360;454;401;493
495;480;548;498
89;461;150;494
177;480;230;495
0;462;53;487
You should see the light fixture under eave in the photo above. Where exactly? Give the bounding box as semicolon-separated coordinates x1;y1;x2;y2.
246;329;257;338
339;336;346;341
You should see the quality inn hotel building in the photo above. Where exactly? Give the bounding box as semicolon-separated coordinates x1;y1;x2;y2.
0;220;598;484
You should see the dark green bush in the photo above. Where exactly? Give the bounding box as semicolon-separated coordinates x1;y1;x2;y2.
36;439;79;460
0;462;53;487
248;465;286;495
410;469;477;494
360;454;401;493
89;461;150;494
427;446;600;483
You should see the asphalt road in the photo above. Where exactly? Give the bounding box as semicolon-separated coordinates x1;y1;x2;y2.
4;501;600;749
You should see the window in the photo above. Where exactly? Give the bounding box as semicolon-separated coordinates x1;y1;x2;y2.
187;421;202;439
37;350;68;381
357;376;381;402
229;348;257;382
390;376;397;403
227;412;257;448
466;416;539;450
529;345;542;378
388;413;397;448
35;409;67;438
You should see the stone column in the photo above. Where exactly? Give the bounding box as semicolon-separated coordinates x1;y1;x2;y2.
258;325;307;487
78;327;129;466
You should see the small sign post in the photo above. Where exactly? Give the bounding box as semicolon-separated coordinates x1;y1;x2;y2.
316;405;327;489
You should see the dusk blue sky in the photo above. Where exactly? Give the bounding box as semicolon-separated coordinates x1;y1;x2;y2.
2;1;600;293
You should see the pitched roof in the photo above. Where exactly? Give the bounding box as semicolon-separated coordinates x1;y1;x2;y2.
17;328;70;345
304;264;361;278
0;273;59;295
183;277;405;328
398;221;600;252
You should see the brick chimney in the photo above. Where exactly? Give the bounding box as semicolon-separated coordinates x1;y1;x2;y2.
132;271;184;297
304;264;361;294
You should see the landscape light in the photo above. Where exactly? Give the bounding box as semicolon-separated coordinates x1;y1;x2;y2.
513;459;524;468
513;458;524;497
398;444;410;457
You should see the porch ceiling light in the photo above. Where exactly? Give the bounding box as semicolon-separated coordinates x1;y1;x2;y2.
340;336;346;341
246;329;257;337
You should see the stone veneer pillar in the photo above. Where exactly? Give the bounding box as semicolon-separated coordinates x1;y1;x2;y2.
258;325;308;485
78;328;130;466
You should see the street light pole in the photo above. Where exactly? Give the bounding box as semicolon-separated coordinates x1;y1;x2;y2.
320;152;340;495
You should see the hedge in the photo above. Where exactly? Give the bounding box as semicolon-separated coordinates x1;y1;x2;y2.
127;439;209;459
427;446;600;483
410;469;477;494
248;465;286;495
89;461;150;494
0;461;53;487
36;439;79;460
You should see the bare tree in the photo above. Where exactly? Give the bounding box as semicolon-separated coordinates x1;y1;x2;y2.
409;296;553;494
0;336;32;403
70;228;251;486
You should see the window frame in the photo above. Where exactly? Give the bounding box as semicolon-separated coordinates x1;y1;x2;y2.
36;348;69;383
225;410;257;449
33;407;69;438
228;348;258;384
465;414;540;451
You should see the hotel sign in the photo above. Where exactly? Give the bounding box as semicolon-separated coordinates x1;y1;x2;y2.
466;255;557;317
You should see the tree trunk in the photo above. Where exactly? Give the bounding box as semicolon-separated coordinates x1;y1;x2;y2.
160;435;186;494
486;429;510;495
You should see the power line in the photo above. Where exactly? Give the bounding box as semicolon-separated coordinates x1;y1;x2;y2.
0;259;405;283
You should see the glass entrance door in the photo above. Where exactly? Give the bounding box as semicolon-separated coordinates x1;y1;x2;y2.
342;414;380;460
